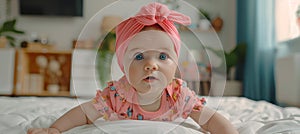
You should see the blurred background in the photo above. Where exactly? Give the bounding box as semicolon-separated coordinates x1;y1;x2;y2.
0;0;299;107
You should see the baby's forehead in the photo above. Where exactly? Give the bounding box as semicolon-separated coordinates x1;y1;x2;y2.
126;30;175;52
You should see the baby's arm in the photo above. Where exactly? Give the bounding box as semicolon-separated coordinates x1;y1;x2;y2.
51;100;102;131
190;106;238;134
28;100;102;134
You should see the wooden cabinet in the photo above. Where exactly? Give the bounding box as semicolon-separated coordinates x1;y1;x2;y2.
14;48;72;96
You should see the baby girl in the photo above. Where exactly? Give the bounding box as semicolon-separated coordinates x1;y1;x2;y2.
28;2;237;134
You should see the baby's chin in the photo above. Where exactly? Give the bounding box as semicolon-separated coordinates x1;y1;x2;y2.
134;82;167;93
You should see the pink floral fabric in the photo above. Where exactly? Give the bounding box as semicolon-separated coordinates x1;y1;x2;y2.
93;76;206;121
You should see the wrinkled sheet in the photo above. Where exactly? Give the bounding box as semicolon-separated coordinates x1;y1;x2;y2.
0;96;299;134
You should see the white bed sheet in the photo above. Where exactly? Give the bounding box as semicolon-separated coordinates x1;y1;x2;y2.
0;96;299;134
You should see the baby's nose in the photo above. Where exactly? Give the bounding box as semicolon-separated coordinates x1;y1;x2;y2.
144;60;158;71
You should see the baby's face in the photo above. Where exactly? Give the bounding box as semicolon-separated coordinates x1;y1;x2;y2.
122;30;178;94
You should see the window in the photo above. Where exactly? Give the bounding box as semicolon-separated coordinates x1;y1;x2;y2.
276;0;300;42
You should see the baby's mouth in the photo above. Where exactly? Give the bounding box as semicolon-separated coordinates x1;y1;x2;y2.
143;76;158;82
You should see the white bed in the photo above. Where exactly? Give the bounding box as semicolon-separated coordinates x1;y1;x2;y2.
0;96;299;134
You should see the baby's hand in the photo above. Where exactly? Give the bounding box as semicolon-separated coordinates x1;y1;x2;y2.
27;128;60;134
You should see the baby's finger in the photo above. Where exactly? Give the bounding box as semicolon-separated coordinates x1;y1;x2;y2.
27;128;46;134
27;128;41;134
48;128;60;134
27;128;33;134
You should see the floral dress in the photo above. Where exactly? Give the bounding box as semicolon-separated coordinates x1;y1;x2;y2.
93;76;206;121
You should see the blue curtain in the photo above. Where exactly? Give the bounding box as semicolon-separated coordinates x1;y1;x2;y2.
237;0;276;103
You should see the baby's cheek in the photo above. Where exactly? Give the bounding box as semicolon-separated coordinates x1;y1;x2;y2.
165;66;177;80
170;62;178;72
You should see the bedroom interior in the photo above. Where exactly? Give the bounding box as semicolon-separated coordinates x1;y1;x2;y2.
0;0;300;134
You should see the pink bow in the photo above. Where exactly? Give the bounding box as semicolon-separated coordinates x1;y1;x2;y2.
115;2;191;72
134;2;191;25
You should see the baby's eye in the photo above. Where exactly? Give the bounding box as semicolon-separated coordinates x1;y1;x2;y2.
159;53;168;60
134;53;144;60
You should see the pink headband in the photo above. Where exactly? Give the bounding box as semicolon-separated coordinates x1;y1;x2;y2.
115;2;191;71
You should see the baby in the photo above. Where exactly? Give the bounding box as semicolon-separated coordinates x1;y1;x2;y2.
28;2;237;134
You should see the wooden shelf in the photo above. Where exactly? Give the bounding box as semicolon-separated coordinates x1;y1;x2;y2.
13;44;73;97
24;49;72;54
13;91;71;97
178;25;218;33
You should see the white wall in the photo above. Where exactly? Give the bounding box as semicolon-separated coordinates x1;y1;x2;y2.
0;48;15;94
15;0;116;50
185;0;236;52
11;0;235;51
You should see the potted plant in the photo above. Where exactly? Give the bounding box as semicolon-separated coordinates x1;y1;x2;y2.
96;31;116;87
0;19;25;47
206;43;246;78
206;43;247;96
197;8;211;31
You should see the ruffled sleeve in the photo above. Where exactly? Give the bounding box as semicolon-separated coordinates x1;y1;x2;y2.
175;80;206;119
92;82;115;120
93;88;112;116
